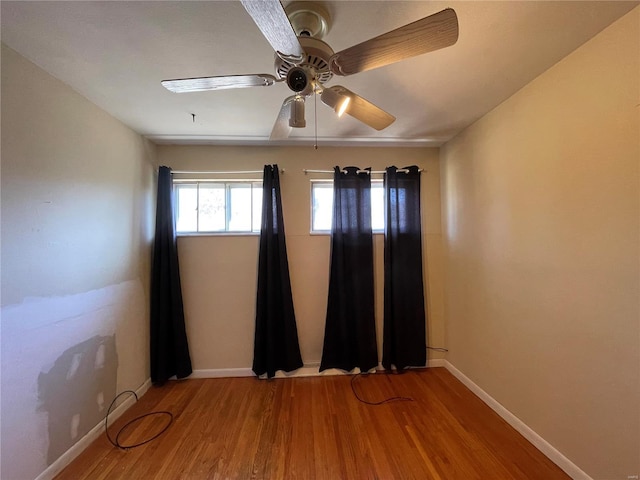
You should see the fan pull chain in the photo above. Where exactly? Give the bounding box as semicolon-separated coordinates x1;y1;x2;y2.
314;89;318;150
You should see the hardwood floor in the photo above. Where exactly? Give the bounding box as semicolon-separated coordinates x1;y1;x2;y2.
55;368;570;479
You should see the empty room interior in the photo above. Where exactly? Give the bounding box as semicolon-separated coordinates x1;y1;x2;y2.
1;1;638;479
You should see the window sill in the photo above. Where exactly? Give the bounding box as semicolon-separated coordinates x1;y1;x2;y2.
176;232;260;237
309;231;384;236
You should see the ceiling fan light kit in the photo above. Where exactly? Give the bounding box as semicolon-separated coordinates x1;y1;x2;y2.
161;0;459;140
320;87;350;117
285;66;315;96
289;96;306;128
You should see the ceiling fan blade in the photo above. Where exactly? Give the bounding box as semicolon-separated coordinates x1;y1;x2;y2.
161;74;278;93
327;86;395;131
330;8;458;76
270;97;294;141
240;0;305;62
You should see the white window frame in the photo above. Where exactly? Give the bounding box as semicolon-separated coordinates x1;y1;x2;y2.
310;179;385;234
173;180;263;236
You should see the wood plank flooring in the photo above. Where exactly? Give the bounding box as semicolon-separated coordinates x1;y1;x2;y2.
55;368;570;479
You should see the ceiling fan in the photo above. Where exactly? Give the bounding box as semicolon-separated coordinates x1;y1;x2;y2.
161;1;459;140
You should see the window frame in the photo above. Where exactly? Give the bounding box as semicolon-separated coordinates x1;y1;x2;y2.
173;179;263;236
309;179;385;235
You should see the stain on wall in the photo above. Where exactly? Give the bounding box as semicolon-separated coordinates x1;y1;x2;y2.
37;335;118;464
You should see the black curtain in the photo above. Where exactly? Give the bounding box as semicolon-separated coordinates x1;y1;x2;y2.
150;166;192;384
253;165;303;378
320;166;378;372
382;166;427;370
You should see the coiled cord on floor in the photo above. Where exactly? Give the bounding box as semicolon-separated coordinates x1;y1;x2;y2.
105;390;173;450
350;373;414;405
350;347;449;405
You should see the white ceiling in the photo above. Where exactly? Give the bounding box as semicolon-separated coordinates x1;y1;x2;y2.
1;1;637;147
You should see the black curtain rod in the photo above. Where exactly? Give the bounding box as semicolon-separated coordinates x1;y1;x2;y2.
169;169;284;174
303;168;424;175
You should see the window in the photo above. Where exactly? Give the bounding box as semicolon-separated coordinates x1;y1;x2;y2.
311;180;384;233
174;181;262;234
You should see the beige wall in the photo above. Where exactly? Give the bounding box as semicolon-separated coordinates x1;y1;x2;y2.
440;8;639;479
1;45;156;479
157;146;444;370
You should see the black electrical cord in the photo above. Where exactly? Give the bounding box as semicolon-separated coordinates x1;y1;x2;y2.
350;373;414;405
350;347;449;405
427;346;449;352
105;390;174;450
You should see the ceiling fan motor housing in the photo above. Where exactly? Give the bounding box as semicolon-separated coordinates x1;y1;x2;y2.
275;36;334;87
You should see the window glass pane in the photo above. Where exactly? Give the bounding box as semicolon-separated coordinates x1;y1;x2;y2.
228;184;252;231
311;181;384;233
175;184;198;232
371;182;385;231
252;183;263;232
173;180;263;235
312;183;334;231
198;184;226;231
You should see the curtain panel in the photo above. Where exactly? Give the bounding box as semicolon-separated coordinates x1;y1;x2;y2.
382;165;427;370
320;166;378;372
150;166;192;384
253;164;303;378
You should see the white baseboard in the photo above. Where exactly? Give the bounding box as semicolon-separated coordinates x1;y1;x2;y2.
190;365;360;379
35;378;152;480
189;368;255;378
443;361;591;480
191;359;445;379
